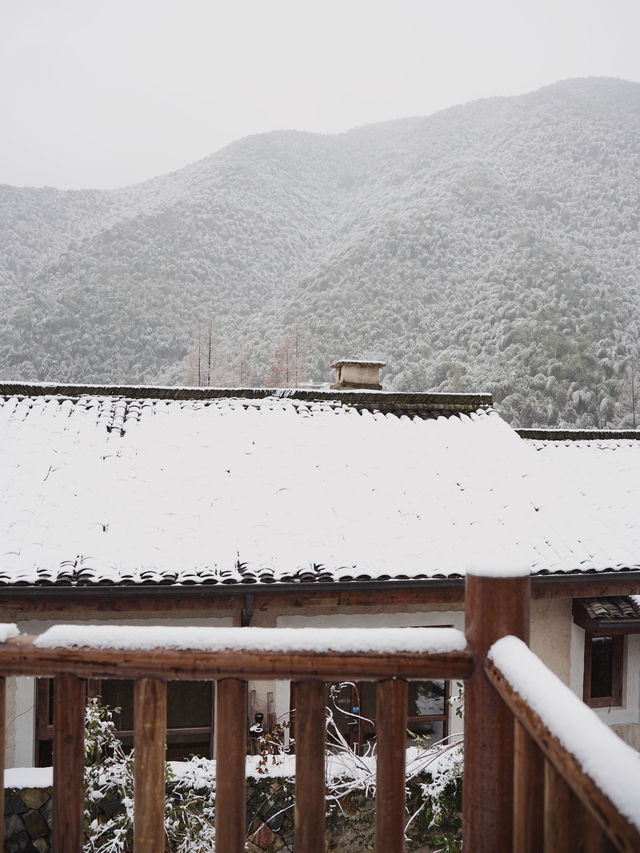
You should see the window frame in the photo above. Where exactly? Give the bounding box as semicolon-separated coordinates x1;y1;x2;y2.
583;633;624;709
341;679;450;753
35;677;216;766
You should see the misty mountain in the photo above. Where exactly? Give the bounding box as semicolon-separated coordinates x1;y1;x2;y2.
1;77;639;427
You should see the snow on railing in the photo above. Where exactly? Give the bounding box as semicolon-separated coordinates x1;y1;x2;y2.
34;624;468;655
487;635;640;853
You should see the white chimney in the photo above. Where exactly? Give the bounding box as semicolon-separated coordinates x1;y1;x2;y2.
331;359;385;391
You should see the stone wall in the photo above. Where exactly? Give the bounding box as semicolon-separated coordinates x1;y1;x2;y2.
3;774;461;852
5;787;52;853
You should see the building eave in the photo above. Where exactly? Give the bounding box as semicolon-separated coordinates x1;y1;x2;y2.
0;571;639;616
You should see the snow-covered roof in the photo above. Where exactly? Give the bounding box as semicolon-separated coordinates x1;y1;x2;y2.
0;385;639;588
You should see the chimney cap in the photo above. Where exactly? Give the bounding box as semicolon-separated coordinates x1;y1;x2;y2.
331;359;386;369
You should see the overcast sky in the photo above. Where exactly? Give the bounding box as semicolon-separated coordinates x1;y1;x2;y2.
2;0;639;190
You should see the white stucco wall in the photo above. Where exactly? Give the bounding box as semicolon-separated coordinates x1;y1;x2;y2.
530;598;573;683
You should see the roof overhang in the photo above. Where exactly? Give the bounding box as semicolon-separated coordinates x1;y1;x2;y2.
572;595;640;635
1;571;639;615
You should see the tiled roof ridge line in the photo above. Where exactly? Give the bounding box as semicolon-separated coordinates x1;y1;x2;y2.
0;381;493;410
518;428;640;441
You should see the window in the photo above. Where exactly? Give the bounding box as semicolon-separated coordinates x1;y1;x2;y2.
35;678;215;766
583;634;624;708
291;680;449;755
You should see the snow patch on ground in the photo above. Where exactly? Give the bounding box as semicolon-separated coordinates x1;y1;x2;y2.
5;767;53;788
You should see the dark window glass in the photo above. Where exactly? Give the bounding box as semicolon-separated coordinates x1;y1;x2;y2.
35;678;215;765
590;637;615;699
100;680;134;730
325;680;448;754
408;681;446;717
167;682;212;729
407;718;445;743
584;633;623;708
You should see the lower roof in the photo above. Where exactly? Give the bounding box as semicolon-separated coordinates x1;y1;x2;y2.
1;385;639;589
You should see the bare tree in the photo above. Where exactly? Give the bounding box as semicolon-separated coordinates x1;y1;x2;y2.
265;330;305;388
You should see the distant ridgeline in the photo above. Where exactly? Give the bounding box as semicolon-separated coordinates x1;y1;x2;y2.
0;77;639;428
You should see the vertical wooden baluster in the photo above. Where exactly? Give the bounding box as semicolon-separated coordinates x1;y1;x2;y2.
544;759;587;852
514;720;544;853
134;678;167;853
463;574;530;853
215;678;247;853
375;677;408;853
0;677;5;853
294;680;326;853
53;673;85;853
584;809;618;853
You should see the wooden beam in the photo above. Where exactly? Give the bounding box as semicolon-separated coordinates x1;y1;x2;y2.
0;635;473;682
0;590;244;615
134;679;167;853
0;583;466;614
294;680;326;853
255;585;466;609
531;576;640;600
1;571;639;617
215;679;247;853
544;759;587;852
375;678;408;853
513;720;544;853
486;658;640;853
462;574;530;853
53;673;85;853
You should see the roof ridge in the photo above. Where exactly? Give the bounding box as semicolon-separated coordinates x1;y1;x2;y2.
0;381;492;412
518;428;640;441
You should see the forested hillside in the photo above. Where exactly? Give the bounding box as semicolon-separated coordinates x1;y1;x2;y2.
1;77;639;427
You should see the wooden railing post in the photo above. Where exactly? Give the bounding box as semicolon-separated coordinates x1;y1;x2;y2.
134;678;167;853
53;673;85;853
585;810;619;853
294;680;326;853
215;678;247;853
513;720;544;853
376;677;408;853
463;573;530;852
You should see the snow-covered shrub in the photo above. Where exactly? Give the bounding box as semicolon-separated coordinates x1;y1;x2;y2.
83;699;215;852
83;695;463;851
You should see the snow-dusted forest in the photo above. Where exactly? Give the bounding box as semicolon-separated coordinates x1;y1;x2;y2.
1;77;639;427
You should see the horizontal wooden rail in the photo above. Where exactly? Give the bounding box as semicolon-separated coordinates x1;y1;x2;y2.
486;638;640;853
0;635;473;681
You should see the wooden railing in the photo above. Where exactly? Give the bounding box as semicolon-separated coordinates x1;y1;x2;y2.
0;575;638;852
486;637;640;853
462;574;640;853
0;628;472;853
